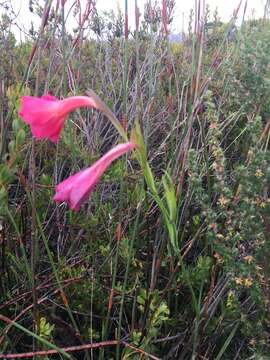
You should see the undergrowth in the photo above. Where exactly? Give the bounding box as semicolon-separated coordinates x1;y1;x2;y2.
0;0;270;359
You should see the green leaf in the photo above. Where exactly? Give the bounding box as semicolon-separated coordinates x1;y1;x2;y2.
0;165;13;186
16;129;26;146
162;172;177;222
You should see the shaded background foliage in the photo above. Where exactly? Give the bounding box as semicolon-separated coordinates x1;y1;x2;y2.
0;0;270;359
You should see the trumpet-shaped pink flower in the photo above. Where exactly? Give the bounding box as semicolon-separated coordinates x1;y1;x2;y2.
53;142;136;211
19;94;97;143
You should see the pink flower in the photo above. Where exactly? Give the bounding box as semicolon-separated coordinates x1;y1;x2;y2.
19;94;97;143
53;142;136;211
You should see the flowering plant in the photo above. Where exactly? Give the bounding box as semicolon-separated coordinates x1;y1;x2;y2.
19;94;97;143
19;92;135;210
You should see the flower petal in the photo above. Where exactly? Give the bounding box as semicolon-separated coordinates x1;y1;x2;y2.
53;142;136;210
19;95;99;143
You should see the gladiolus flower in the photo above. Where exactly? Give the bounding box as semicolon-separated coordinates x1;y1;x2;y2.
19;94;97;143
53;142;136;211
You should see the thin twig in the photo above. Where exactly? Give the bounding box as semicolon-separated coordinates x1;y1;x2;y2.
0;338;161;360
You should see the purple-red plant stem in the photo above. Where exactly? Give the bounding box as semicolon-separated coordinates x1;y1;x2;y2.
0;340;161;360
135;0;140;31
73;1;94;47
124;0;128;40
0;276;83;345
0;313;161;360
162;0;168;35
31;1;53;355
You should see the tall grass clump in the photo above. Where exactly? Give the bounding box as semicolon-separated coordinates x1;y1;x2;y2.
0;0;270;359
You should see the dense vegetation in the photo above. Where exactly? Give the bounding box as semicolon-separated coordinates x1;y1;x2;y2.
0;0;270;358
